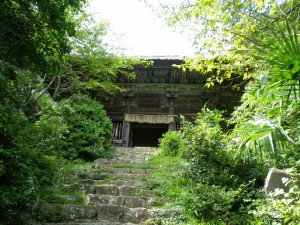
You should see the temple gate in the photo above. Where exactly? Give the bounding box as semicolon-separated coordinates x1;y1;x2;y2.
103;58;245;147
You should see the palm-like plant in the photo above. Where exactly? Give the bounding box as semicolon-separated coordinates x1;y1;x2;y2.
252;19;300;101
232;19;300;165
232;119;296;164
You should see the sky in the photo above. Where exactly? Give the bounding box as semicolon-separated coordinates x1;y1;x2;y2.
87;0;195;57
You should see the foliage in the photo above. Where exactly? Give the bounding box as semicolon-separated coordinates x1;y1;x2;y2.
227;19;300;167
159;131;185;157
0;147;58;225
0;61;60;225
0;0;86;73
252;171;300;225
144;154;189;200
173;108;266;223
35;93;116;161
181;108;232;185
169;10;300;168
143;1;300;223
145;108;266;224
0;0;145;224
151;0;300;55
47;13;150;100
35;95;68;156
230;118;298;166
144;143;263;224
184;182;260;224
251;20;300;82
59;93;114;160
174;55;252;88
0;1;123;223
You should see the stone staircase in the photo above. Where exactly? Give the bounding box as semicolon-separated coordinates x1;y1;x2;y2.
39;147;178;225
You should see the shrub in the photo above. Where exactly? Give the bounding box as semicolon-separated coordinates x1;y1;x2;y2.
182;108;232;185
0;100;58;225
35;95;68;156
177;107;266;223
159;131;185;157
59;94;114;160
184;182;261;224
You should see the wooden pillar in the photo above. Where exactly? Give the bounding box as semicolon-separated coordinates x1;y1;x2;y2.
168;97;176;131
122;96;131;147
168;122;176;131
122;121;130;147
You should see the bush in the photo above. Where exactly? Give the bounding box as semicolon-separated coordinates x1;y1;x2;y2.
59;94;114;160
0;98;58;225
35;95;68;156
177;107;266;223
181;107;266;187
184;182;261;224
159;131;185;157
182;108;232;185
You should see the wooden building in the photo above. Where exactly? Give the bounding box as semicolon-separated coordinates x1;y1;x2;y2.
103;58;245;147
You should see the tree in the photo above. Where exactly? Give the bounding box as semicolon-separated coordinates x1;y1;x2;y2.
146;0;300;165
45;13;149;100
0;1;149;223
0;1;86;224
0;0;86;73
153;0;300;55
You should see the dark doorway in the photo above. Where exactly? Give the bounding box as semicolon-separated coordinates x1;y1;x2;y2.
131;123;168;147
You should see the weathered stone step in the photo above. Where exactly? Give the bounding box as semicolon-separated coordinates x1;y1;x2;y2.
88;194;164;208
71;171;151;182
75;172;107;180
94;185;136;196
93;179;150;187
45;220;137;225
102;167;153;175
116;147;157;154
102;172;149;180
40;204;177;224
36;148;179;225
95;158;148;167
65;184;134;196
65;184;159;197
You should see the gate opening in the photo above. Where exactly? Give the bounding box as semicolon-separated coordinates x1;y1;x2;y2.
131;123;168;147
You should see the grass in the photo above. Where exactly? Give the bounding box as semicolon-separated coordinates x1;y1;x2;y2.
39;158;95;205
144;152;190;200
143;150;265;225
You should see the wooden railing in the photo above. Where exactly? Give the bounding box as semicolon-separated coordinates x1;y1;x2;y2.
112;122;123;145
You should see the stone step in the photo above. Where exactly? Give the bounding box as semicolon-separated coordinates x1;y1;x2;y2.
93;179;150;187
72;171;151;182
73;172;108;181
40;204;177;224
45;220;137;225
102;173;149;181
37;148;179;225
64;184;134;196
114;155;151;160
94;185;136;196
88;194;159;208
88;194;164;208
65;184;162;197
102;167;153;175
95;158;148;167
116;147;157;154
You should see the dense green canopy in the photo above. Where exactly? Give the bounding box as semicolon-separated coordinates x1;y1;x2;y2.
0;0;87;73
